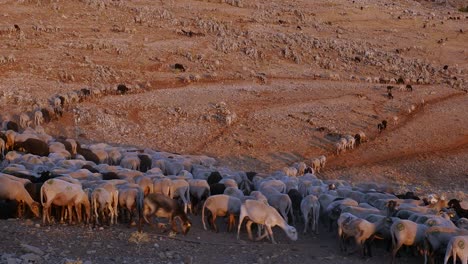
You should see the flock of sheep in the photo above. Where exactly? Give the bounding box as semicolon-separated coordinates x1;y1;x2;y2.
0;86;467;264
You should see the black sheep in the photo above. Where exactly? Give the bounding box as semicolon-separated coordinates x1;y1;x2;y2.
138;154;152;173
395;191;420;200
77;148;100;164
287;189;303;224
209;183;226;196
246;171;257;182
6;121;19;132
382;120;388;129
406;84;413;92
207;171;223;185
102;172;120;180
14;138;49;156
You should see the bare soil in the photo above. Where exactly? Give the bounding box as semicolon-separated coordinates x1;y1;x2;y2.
0;0;467;263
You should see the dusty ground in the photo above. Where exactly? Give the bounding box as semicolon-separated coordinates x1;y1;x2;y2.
0;0;467;263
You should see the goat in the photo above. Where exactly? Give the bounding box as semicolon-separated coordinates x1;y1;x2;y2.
143;193;191;235
448;199;468;219
237;199;298;244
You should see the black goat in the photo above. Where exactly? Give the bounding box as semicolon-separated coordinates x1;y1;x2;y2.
448;199;468;218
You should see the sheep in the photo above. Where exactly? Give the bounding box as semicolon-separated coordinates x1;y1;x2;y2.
354;131;367;145
91;187;116;225
0;174;40;218
188;179;210;214
340;214;391;257
390;219;429;263
202;194;241;232
19;113;31;129
224;186;245;201
116;184;144;230
261;187;294;223
207;171;223;184
424;227;468;264
311;158;321;173
378;123;385;133
41;178;91;224
219;178;238;189
249;191;268;204
34;111;44;127
287;189;302;223
301;194;320;234
259;179;286;194
143;193;191;235
134;175;154;196
14;138;50;157
443;235;468;264
336;138;347;154
344;135;356;149
292;161;307;176
237;199;298;244
168;179;191;214
318;155;326;170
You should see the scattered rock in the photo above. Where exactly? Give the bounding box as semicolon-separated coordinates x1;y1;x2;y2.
21;244;44;256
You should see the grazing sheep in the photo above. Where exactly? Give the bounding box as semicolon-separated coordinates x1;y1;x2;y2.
237;199;298;244
91;188;116;226
188;179;210;214
202;194;241;232
301;194;320;234
143;193;191;235
406;84;413;92
378;123;385;133
259;180;286;194
340;214;390;257
318;155;326;170
336;140;346;155
261;187;294;223
443;235;468;264
0;175;40;218
168;179;191;214
116;184;144;231
292;161;307;176
388;92;394;99
41;178;90;225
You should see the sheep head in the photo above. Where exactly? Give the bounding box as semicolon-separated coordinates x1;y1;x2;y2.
30;202;41;218
285;225;298;241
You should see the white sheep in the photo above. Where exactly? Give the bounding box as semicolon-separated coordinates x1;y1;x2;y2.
168;179;191;214
237;199;298;244
311;158;321;173
34;110;44;127
202;194;241;232
344;135;355;149
260;187;293;223
19;113;31;129
443;235;468;264
390;219;428;263
91;187;116;225
318;155;326;170
424;227;468;264
224;186;245;201
188;179;210;214
301;194;320;234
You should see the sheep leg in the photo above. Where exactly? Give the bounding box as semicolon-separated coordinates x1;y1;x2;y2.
303;209;309;234
266;225;276;244
246;220;254;241
228;214;235;232
211;214;218;233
